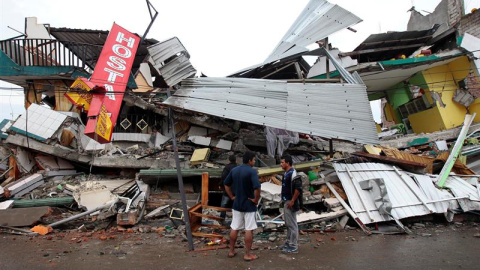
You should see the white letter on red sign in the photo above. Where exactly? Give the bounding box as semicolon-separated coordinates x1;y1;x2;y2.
104;67;124;83
112;44;131;58
108;56;126;71
112;44;132;58
116;32;135;48
105;84;115;101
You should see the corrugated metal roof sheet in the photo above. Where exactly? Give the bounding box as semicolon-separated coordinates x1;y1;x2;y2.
164;77;378;144
444;176;480;211
333;163;444;224
409;174;452;213
351;26;437;62
147;37;196;87
49;27;157;73
264;0;362;63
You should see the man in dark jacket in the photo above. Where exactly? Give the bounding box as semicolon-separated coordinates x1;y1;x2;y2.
220;155;237;220
280;154;301;254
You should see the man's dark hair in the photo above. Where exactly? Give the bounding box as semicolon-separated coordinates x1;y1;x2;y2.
243;151;256;164
229;154;236;163
281;154;293;166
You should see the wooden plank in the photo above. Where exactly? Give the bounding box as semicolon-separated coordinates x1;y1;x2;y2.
201;172;209;206
202;205;231;212
351;152;427;168
192;232;223;238
200;223;228;229
191;244;228;252
190;212;224;221
257;160;321;176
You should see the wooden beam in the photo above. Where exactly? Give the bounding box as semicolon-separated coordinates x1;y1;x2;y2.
351;151;427;168
191;244;228;252
190;212;224;221
202;205;231;212
201;172;209;206
192;232;224;238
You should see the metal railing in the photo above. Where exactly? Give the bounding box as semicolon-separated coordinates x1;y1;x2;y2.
0;39;99;69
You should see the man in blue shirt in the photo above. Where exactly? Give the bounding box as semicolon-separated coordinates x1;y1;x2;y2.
280;154;301;254
224;151;261;261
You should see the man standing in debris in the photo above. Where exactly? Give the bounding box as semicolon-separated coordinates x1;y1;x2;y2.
219;154;238;222
224;151;261;261
280;154;301;253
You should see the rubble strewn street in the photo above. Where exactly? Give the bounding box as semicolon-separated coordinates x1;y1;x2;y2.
1;0;480;267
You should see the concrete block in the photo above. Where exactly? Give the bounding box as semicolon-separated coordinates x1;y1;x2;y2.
188;135;211;146
211;139;232;150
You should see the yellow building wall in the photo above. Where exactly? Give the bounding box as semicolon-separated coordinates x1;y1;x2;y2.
384;102;395;122
410;56;470;132
469;99;480;122
409;106;445;133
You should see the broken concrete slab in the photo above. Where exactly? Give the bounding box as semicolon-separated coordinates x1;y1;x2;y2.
35;155;74;171
154;132;170;148
73;182;116;210
91;156;157;168
188;135;211;146
0;206;51;227
261;182;282;202
296;209;348;223
188;126;208;137
43;170;77;177
15;147;35;173
5;173;44;198
145;205;170;219
6;134;91;164
112;133;152;143
211;139;232;150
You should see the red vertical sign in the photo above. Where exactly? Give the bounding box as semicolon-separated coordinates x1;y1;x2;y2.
84;23;140;143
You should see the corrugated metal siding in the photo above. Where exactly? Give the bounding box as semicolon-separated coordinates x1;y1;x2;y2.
410;174;452;213
333;163;437;224
444;176;480;211
265;0;362;63
147;37;196;87
164;77;378;144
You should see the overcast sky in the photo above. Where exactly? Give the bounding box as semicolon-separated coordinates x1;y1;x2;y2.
1;0;479;121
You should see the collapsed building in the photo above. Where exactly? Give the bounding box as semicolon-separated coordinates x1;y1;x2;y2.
1;0;480;249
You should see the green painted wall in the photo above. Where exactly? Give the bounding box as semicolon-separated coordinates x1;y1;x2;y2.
386;82;410;123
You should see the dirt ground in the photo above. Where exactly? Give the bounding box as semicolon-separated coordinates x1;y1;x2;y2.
1;219;480;270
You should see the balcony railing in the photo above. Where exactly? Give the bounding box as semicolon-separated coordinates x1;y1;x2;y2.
0;39;100;70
